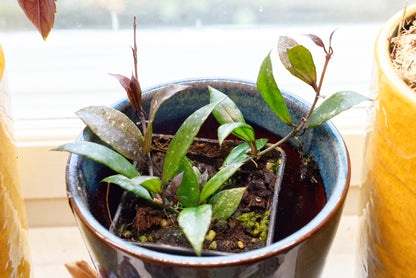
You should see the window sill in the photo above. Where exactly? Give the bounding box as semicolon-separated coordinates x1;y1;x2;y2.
29;215;359;277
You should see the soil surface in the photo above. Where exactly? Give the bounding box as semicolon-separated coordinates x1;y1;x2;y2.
109;134;326;255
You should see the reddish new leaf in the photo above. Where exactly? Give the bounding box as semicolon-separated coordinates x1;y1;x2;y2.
18;0;56;40
170;172;183;197
305;34;325;48
110;73;131;94
110;73;142;112
129;74;142;111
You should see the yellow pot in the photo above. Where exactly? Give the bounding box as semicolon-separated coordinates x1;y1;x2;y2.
358;4;416;278
0;45;31;277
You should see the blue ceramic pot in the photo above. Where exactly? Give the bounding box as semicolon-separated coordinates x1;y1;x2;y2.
67;79;350;278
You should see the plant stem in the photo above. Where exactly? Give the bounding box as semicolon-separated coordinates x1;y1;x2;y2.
251;47;333;161
248;141;258;156
131;17;154;176
317;52;332;93
255;128;296;158
133;16;138;81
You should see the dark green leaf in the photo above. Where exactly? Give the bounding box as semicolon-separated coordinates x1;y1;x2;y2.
199;162;243;203
130;176;162;194
144;84;190;154
178;204;212;256
278;36;316;85
210;187;246;220
223;139;268;167
53;141;138;178
102;174;152;202
177;157;200;208
162;98;225;183
76;106;145;162
307;91;372;128
218;122;255;145
257;52;292;126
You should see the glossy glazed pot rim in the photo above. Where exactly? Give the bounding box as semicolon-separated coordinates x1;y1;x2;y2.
375;4;416;103
67;78;350;266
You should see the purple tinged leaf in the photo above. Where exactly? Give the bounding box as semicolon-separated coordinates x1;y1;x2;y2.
278;36;299;76
144;84;190;154
76;106;145;162
129;74;142;111
110;73;142;113
329;29;337;45
18;0;56;40
110;73;131;93
328;29;338;54
170;172;184;197
305;34;325;48
198;169;209;189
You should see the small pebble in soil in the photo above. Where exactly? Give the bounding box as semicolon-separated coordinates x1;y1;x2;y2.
205;230;216;241
209;241;217;250
237;241;244;249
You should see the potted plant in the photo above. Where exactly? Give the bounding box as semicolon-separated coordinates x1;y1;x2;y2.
358;3;416;277
56;20;369;277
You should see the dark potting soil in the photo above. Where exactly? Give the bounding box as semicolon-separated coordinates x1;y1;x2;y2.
111;136;281;254
91;116;327;255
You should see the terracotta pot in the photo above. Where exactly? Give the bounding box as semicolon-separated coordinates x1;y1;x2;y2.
358;4;416;278
67;79;350;278
0;45;31;277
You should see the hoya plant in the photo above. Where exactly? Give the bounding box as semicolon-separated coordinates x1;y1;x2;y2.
54;22;370;255
211;32;371;165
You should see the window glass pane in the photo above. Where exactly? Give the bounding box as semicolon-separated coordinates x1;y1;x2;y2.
0;0;408;31
0;0;405;121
